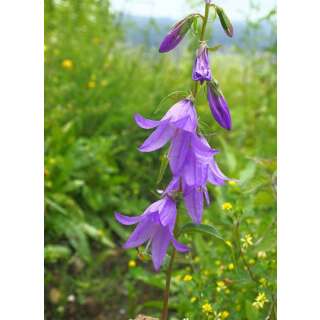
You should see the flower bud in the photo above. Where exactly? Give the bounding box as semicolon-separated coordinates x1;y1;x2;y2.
216;6;234;37
207;81;232;130
192;42;212;84
159;14;196;53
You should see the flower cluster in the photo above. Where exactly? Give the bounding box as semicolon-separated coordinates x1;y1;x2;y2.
115;1;234;271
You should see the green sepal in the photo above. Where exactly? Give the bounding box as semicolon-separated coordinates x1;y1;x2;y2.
208;44;222;52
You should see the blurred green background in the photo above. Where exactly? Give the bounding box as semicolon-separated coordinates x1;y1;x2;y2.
45;0;276;319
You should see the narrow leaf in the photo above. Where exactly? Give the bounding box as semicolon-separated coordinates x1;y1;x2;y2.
157;153;168;184
179;223;224;241
208;44;223;52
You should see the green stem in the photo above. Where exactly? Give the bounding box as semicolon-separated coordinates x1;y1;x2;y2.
192;2;210;98
160;248;176;320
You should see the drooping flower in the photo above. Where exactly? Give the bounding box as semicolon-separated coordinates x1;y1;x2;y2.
115;196;189;270
207;81;232;130
192;42;212;84
166;131;232;223
135;98;197;152
159;15;196;53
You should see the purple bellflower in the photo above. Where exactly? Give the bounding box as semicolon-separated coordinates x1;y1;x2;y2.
159;15;196;53
166;131;231;223
115;196;189;271
135;98;197;152
207;81;232;130
192;42;212;84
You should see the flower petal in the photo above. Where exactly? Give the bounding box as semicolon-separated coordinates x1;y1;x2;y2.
123;216;157;249
114;212;143;225
134;113;160;129
159;197;177;231
171;237;189;252
183;186;204;224
168;131;191;175
151;226;171;271
138;120;174;152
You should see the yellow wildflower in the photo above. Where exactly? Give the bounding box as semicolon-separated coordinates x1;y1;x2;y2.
128;260;136;268
249;258;256;265
221;311;230;319
241;234;253;249
228;263;234;271
252;292;269;309
190;296;197;303
259;278;268;287
257;251;267;259
202;269;210;276
202;303;213;315
228;180;237;186
62;59;73;70
222;202;233;211
87;80;96;89
183;274;192;282
216;280;227;292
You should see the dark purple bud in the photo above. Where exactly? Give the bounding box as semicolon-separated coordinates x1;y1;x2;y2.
159;14;196;53
192;42;212;84
216;6;234;37
207;81;232;130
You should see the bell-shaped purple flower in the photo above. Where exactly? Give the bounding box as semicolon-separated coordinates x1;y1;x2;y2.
135;98;197;152
207;81;232;130
167;131;232;223
192;42;212;84
159;15;196;53
115;196;189;271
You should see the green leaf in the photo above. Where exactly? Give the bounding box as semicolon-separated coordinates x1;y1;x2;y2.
44;245;71;263
216;6;234;37
208;44;222;52
179;223;224;242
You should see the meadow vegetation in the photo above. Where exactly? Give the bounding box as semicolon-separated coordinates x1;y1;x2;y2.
45;1;276;319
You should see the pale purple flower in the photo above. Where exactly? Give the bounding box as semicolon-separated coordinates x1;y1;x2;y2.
115;196;189;271
207;81;232;130
166;131;232;223
159;15;196;53
135;99;197;152
192;43;212;84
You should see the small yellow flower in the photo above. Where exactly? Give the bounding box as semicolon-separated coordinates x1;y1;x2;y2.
128;260;136;268
202;303;213;315
228;263;234;270
87;80;96;89
249;258;256;265
62;59;73;69
257;251;267;259
216;280;227;292
241;234;253;249
221;310;230;319
252;292;269;309
190;296;197;303
183;274;192;282
228;180;237;186
222;202;233;211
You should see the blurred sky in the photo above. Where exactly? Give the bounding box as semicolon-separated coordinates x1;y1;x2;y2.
110;0;276;20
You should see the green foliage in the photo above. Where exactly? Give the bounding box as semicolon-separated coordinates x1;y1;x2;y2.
45;1;276;319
